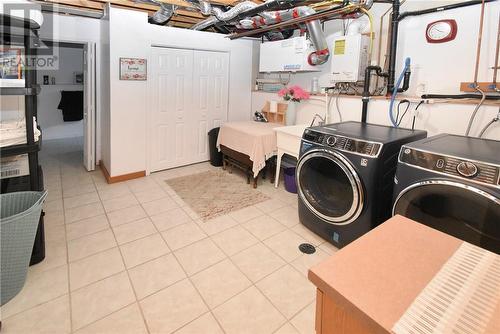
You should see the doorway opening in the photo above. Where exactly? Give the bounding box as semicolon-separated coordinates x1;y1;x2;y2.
36;40;96;171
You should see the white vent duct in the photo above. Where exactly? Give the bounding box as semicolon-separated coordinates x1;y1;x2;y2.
185;0;212;16
191;0;330;65
191;1;258;30
237;6;330;65
135;0;175;24
151;3;175;24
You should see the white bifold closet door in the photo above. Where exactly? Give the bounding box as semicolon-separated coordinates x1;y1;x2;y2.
150;47;229;172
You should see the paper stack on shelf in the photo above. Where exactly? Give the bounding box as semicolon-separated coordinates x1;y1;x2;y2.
0;79;25;87
0;117;40;147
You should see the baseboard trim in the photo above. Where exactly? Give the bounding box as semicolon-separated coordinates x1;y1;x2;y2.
99;161;145;184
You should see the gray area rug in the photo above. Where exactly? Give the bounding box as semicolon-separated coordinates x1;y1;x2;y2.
166;170;270;221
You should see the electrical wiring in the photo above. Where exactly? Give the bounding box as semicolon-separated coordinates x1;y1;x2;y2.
396;100;411;127
465;86;486;136
412;100;425;130
335;89;343;122
327;88;343;122
343;18;352;35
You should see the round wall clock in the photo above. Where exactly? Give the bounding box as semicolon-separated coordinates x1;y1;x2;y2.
426;19;458;43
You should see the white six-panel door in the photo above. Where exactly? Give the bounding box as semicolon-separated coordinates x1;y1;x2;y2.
150;47;229;172
192;50;229;163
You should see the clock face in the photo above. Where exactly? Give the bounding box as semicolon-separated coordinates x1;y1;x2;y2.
428;22;452;40
426;19;457;43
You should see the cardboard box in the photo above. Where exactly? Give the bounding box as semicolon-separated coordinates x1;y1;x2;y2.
308;215;500;334
1;154;29;179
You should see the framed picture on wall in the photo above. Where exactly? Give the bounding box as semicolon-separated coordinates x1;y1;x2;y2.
119;57;147;81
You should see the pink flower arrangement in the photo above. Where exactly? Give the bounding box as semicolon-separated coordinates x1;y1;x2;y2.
278;85;310;103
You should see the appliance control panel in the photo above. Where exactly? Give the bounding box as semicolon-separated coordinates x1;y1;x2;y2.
303;129;382;157
400;147;500;187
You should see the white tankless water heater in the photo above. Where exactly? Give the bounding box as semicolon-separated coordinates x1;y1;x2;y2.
328;34;370;84
259;36;322;73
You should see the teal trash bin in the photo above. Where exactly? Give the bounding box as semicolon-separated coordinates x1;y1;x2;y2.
1;191;47;305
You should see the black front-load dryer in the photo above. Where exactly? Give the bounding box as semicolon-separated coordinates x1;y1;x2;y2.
393;134;500;254
297;121;427;248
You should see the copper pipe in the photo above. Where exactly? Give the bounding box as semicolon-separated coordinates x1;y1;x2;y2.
374;1;406;92
493;12;500;85
378;7;393;89
473;0;486;85
374;5;392;90
377;3;399;70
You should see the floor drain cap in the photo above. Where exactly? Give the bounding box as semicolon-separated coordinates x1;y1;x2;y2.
299;243;316;254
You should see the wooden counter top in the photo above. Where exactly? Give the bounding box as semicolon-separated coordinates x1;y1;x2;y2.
308;215;477;333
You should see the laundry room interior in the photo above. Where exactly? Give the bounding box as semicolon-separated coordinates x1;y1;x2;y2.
0;1;499;334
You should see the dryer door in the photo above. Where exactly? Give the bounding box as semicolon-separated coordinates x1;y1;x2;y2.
297;149;364;225
393;180;500;254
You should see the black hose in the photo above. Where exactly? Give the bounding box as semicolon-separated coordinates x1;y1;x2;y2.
397;68;411;93
399;0;497;21
421;94;500;100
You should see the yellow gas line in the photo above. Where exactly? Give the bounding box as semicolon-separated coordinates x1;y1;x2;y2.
360;7;374;56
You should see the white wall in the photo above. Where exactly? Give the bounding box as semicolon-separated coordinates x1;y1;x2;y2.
100;8;111;172
105;7;254;177
38;13;104;160
254;0;500;140
252;91;500;139
37;46;84;140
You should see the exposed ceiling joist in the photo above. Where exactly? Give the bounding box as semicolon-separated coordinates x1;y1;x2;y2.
34;0;362;31
42;0;104;10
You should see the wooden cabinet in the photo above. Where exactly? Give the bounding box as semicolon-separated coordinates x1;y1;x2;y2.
315;289;383;334
308;216;500;334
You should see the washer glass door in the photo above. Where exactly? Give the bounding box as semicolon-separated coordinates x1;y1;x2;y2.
394;181;500;254
297;150;363;225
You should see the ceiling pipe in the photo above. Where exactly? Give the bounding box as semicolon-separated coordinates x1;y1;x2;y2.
185;0;212;16
191;16;219;30
223;0;305;24
150;3;176;24
134;0;176;24
193;1;334;66
228;4;356;38
212;2;258;21
191;1;258;30
193;0;307;31
307;18;330;65
237;6;330;65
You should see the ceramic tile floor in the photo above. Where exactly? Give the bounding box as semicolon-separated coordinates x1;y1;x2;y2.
0;138;339;334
